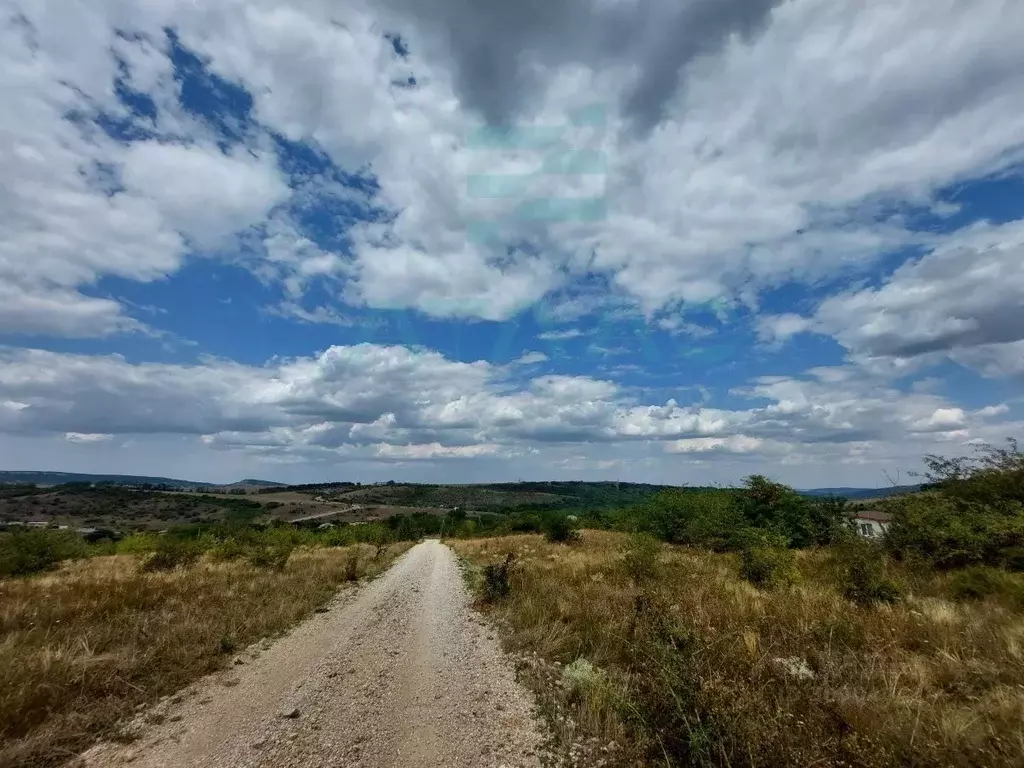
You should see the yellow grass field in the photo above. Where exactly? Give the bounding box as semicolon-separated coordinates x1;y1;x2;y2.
453;531;1024;767
0;543;412;768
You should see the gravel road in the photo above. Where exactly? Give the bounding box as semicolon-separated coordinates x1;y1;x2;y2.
79;540;546;768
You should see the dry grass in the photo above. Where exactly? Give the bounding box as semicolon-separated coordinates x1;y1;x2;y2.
0;542;412;768
453;531;1024;767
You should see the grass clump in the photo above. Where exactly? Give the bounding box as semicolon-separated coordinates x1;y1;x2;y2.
142;536;202;572
621;532;661;585
480;552;515;602
738;531;796;588
834;535;901;605
947;566;1024;604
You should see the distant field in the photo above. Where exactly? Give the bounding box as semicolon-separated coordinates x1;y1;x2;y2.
280;481;677;513
0;487;267;531
0;485;459;532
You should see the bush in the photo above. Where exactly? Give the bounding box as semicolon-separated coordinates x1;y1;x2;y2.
481;553;515;602
948;567;1011;601
739;532;796;588
344;550;360;582
248;541;294;571
143;536;202;572
885;493;1024;569
739;476;849;548
0;528;88;577
116;532;161;555
544;515;581;544
1002;547;1024;572
835;536;900;605
886;439;1024;570
622;532;661;585
209;537;250;562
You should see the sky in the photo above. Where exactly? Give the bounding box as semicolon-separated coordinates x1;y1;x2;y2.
1;0;1023;487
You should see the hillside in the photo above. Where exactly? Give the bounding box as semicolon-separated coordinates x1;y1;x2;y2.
801;485;921;499
0;472;286;490
0;471;214;488
275;481;678;512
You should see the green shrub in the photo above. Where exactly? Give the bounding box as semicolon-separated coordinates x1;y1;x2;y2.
116;532;161;555
739;531;796;588
247;541;294;571
143;537;202;572
622;532;661;585
885;493;1024;569
481;553;515;602
1002;547;1024;572
0;528;88;577
948;567;1011;601
344;550;360;582
543;515;581;544
209;537;250;562
738;476;850;548
834;536;900;605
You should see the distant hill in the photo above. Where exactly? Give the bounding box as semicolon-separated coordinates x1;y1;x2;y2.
219;479;288;489
0;471;214;488
801;485;921;500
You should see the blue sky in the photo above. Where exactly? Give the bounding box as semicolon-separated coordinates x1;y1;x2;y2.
1;0;1023;486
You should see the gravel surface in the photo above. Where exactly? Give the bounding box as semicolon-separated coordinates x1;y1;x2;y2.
78;540;546;768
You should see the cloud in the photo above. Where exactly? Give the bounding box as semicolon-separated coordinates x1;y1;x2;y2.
537;329;585;341
665;435;774;454
756;313;812;345
64;432;114;444
0;345;1015;485
5;0;1024;331
775;220;1024;378
121;142;290;250
512;351;549;365
377;0;784;130
0;283;140;338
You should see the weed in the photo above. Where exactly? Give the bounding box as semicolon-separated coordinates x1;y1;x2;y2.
142;536;201;572
621;532;661;585
345;550;360;582
247;541;294;571
835;535;901;605
739;532;796;588
481;553;515;602
948;566;1015;601
543;516;580;544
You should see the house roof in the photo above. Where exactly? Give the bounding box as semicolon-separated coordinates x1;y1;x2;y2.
851;510;892;523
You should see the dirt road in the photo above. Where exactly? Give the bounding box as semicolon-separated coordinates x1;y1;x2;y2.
80;541;546;768
289;504;363;523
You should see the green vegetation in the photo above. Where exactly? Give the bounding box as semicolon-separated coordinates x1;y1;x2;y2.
833;535;901;605
886;438;1024;569
453;439;1024;767
457;528;1024;767
275;479;676;512
0;528;89;577
542;514;580;544
737;531;796;588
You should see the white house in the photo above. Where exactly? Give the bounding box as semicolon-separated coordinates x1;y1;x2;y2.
851;510;891;539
